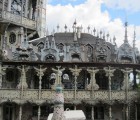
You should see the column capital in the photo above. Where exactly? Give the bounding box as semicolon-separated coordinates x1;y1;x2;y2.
34;65;47;78
52;66;65;86
121;68;133;74
104;66;115;77
69;65;82;77
87;67;99;74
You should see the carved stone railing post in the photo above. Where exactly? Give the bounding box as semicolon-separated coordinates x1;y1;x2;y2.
25;0;28;17
109;105;112;120
104;66;115;101
0;105;3;120
38;105;41;120
135;104;137;120
126;105;129;120
121;68;133;100
17;65;29;98
136;69;140;88
34;66;47;99
74;105;76;110
52;66;65;89
2;0;5;12
7;0;12;11
87;68;99;99
70;65;81;100
91;106;94;120
0;64;7;89
19;105;22;120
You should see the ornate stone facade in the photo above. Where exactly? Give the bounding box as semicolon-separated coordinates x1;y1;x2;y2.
0;1;140;120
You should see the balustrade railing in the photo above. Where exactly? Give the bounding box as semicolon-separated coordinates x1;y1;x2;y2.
1;10;36;29
0;89;138;102
0;62;139;105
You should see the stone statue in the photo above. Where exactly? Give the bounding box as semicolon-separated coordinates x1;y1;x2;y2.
50;73;56;85
87;68;99;90
17;65;29;89
63;74;69;81
52;66;65;88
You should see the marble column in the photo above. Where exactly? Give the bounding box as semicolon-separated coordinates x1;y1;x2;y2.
7;0;12;11
34;66;46;99
0;64;7;89
2;0;6;11
38;106;41;120
135;104;137;120
91;106;94;120
29;1;33;19
25;0;28;17
0;105;3;120
133;70;137;89
126;105;129;120
19;105;22;120
109;105;112;120
52;86;65;120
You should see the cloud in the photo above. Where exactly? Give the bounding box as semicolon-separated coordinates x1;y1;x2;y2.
46;0;140;49
103;0;140;12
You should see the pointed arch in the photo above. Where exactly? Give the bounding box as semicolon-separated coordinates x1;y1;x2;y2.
85;44;93;62
57;43;64;53
9;32;16;44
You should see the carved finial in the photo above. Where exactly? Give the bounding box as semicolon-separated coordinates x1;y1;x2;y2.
73;19;77;32
133;26;136;49
110;38;112;43
52;29;55;36
103;32;105;40
100;30;102;38
57;24;60;32
74;19;77;25
81;25;83;32
87;26;90;33
113;36;116;45
64;24;67;32
93;28;96;36
97;30;99;38
106;33;109;41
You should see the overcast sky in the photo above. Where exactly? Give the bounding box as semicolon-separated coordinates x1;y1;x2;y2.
46;0;140;48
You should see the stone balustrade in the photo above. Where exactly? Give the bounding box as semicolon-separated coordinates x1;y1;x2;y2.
0;89;138;104
2;11;36;30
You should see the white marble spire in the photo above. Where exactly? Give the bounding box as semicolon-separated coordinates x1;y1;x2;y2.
133;26;136;49
124;21;128;43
